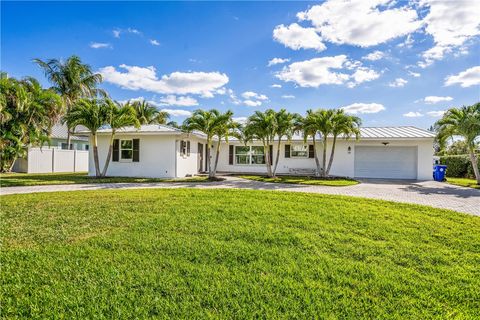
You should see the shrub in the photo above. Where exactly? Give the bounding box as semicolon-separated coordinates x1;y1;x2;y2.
440;155;480;178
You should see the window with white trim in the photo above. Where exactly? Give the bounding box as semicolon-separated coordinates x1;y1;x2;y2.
291;144;308;158
235;146;265;165
180;140;191;157
120;139;133;160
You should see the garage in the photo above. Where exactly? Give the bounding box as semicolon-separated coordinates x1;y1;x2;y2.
354;146;418;179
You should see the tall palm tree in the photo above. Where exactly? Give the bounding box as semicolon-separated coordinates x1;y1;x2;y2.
132;100;169;125
272;109;298;176
34;55;105;148
435;103;480;184
64;99;109;177
183;109;237;178
101;100;140;177
298;110;322;176
244;109;276;177
325;110;361;176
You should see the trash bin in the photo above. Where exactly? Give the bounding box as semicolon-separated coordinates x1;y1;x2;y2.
433;165;447;182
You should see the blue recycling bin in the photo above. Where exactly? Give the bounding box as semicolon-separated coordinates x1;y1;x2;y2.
433;165;447;181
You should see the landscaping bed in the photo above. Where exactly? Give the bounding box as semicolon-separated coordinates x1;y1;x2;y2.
239;175;359;186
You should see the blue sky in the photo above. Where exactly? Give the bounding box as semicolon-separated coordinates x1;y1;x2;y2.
2;1;480;129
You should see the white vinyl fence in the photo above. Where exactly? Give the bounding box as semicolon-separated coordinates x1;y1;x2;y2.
13;147;88;173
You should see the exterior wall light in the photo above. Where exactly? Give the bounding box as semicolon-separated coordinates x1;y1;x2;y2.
347;146;351;154
382;142;390;146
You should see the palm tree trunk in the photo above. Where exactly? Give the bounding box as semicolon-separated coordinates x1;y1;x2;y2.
92;133;101;177
326;135;337;176
213;140;221;177
66;129;72;150
273;139;281;176
101;132;115;177
313;135;321;177
207;139;213;178
264;142;273;177
468;148;480;184
321;136;328;177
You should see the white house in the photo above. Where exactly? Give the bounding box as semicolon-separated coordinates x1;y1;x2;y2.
83;125;435;180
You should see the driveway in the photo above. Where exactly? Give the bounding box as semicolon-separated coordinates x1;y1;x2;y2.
1;176;479;216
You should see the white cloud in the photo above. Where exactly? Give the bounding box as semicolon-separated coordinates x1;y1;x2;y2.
403;111;423;117
426;110;446;117
423;96;453;104
273;23;326;51
270;84;282;88
281;95;295;99
444;66;480;87
388;78;408;87
150;39;160;46
127;27;141;35
160;109;192;117
362;50;385;61
420;0;480;65
112;28;142;38
113;29;121;38
297;0;421;47
268;58;290;66
233;117;248;124
397;34;414;48
276;55;379;88
243;100;262;107
99;64;229;96
90;42;111;49
341;102;385;114
241;91;268;100
408;71;421;77
159;95;198;107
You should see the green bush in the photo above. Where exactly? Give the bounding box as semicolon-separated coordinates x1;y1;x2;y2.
440;155;480;178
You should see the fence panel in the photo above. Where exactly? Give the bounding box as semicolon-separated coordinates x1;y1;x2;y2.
27;148;54;173
53;149;75;172
75;150;89;172
13;148;89;173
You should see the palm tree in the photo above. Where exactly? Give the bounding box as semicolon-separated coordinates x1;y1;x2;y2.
243;110;276;177
297;110;322;176
101;100;140;177
0;75;61;172
64;99;109;177
132;100;169;125
435;103;480;184
272;109;298;176
325;110;361;176
183;109;237;178
34;55;105;148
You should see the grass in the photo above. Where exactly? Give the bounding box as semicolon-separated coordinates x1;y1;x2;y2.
239;174;359;186
0;172;211;187
446;177;480;189
1;189;479;319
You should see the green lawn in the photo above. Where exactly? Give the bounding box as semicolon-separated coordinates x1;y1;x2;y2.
0;172;211;187
1;189;479;319
446;177;480;189
240;175;359;186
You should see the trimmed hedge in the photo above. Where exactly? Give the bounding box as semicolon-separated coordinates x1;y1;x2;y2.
439;155;480;178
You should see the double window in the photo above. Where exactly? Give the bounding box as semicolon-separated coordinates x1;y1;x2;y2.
291;144;308;158
235;146;265;165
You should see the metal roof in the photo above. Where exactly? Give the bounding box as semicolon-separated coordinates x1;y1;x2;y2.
95;124;183;134
51;123;88;141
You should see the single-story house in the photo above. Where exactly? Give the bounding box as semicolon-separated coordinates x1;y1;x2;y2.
81;124;435;180
48;123;90;150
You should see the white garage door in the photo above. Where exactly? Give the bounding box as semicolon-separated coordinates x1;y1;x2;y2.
354;146;417;179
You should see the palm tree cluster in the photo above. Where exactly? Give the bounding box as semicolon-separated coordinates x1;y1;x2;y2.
435;103;480;184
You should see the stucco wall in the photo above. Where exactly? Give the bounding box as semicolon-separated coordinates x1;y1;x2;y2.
90;134;177;178
176;137;203;177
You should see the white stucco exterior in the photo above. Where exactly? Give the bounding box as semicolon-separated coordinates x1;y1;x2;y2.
85;125;434;180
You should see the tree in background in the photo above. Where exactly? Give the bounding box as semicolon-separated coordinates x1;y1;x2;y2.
101;100;140;177
183;109;237;178
131;100;169;125
0;75;61;172
435;103;480;184
34;55;105;148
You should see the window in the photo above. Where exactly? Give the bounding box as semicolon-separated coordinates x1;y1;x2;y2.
291;144;308;158
180;140;191;157
120;139;133;160
61;143;73;150
84;144;89;151
235;146;265;165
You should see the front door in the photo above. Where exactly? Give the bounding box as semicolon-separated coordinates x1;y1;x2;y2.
198;143;203;172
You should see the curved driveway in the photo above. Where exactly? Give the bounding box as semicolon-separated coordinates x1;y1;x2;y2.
1;176;479;216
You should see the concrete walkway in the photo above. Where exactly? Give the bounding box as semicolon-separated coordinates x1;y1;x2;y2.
1;176;479;216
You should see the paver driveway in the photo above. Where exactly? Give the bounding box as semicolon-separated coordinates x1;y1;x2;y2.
1;176;479;215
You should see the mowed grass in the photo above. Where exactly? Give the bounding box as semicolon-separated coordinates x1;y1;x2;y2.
1;189;479;319
240;175;359;186
446;177;480;189
0;172;211;187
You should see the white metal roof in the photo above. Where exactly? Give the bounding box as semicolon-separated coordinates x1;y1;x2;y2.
51;123;88;141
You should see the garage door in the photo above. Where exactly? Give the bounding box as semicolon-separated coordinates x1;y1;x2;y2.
354;146;417;179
